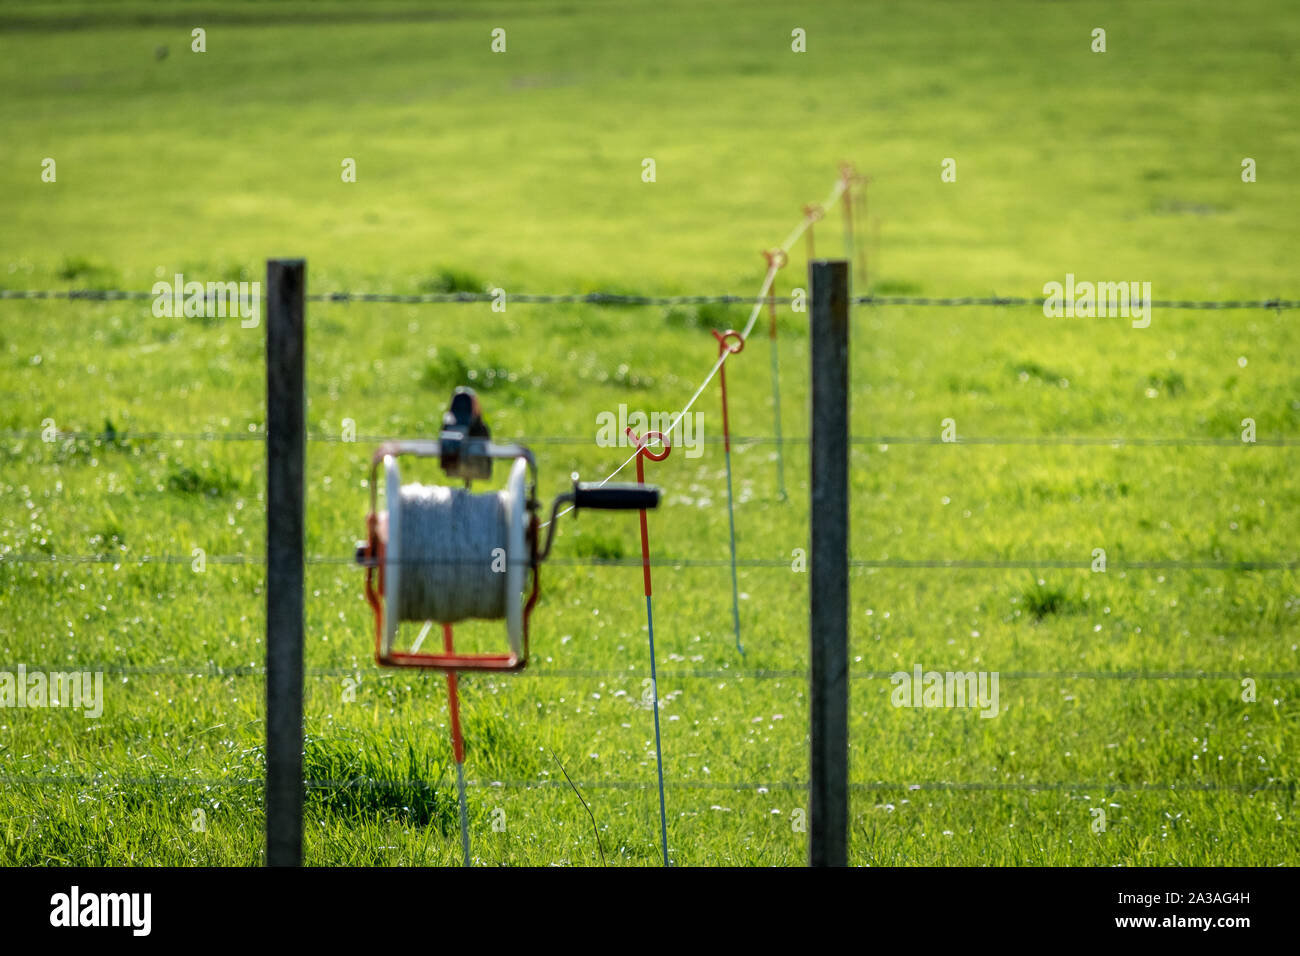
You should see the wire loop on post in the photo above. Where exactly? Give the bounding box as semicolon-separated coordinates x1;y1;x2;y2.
627;426;672;463
626;427;672;595
712;327;745;356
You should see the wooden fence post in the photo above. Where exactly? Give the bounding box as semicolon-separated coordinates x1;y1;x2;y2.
808;259;849;867
265;258;306;867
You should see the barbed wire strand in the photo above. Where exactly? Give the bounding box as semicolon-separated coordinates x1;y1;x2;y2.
2;553;1295;570
3;663;1297;681
0;773;1289;794
1;289;1296;310
2;430;1295;447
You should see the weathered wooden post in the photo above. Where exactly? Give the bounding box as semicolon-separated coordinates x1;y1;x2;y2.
808;259;849;867
265;258;306;867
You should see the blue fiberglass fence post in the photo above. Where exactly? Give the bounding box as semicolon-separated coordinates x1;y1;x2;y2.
645;594;668;866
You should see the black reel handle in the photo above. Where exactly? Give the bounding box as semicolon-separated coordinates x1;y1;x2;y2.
572;481;660;512
537;478;661;561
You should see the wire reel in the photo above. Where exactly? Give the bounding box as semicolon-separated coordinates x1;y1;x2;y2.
357;387;659;672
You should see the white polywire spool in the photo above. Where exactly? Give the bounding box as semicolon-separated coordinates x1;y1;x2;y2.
381;455;528;659
397;483;507;621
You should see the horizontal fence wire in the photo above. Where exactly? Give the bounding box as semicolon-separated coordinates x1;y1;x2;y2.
0;774;1290;794
2;554;1296;570
4;664;1298;681
2;430;1295;447
1;289;1297;310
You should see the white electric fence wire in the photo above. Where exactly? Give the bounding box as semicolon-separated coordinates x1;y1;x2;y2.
410;620;434;655
541;178;848;529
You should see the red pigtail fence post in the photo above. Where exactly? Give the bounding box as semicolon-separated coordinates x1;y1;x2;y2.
711;329;746;656
628;427;672;866
838;162;857;278
837;162;870;287
855;174;870;287
762;248;789;502
802;202;825;263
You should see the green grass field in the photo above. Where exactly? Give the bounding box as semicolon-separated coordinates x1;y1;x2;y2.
1;0;1297;865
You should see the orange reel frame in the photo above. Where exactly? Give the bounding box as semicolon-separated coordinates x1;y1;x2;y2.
358;442;540;672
